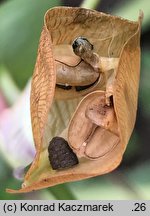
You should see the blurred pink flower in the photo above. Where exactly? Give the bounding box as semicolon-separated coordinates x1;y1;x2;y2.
0;81;35;177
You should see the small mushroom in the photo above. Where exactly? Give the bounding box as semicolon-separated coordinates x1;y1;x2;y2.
72;36;99;69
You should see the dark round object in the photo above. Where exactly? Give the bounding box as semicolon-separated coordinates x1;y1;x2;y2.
48;136;79;170
72;36;93;56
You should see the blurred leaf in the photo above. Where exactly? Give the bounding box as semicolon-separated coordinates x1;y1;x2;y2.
113;0;149;30
48;184;77;200
0;156;23;200
126;161;150;199
139;51;150;117
67;176;138;200
81;0;101;9
0;65;20;105
37;190;56;200
0;0;60;88
123;131;140;161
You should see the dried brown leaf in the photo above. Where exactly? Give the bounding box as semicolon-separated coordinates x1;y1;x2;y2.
7;7;143;193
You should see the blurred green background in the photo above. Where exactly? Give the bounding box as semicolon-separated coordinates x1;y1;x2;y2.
0;0;150;200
